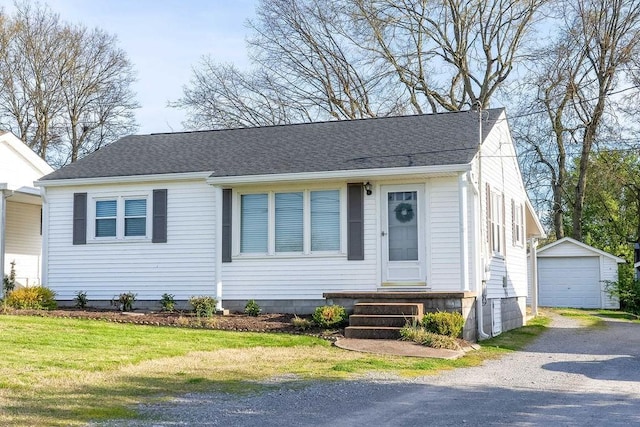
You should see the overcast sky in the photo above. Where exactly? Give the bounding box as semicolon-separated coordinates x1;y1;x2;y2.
16;0;257;134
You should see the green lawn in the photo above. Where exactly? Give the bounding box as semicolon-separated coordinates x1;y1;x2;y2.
0;314;548;426
554;308;640;326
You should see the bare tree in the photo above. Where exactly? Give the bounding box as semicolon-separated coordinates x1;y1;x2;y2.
515;0;640;240
350;0;547;112
56;26;137;164
0;2;66;158
174;0;546;129
0;2;138;167
175;62;316;129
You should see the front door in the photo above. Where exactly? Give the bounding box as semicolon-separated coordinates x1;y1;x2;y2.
381;185;425;285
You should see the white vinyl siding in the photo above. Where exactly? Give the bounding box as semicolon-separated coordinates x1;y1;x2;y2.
427;178;461;290
5;201;42;286
478;116;530;299
0;135;53;190
44;180;216;300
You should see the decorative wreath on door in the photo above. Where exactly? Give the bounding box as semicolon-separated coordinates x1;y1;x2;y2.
394;202;415;223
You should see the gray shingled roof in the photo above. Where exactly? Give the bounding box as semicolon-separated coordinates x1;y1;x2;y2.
41;108;504;181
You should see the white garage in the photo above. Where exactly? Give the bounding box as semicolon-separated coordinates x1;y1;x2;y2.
535;237;625;309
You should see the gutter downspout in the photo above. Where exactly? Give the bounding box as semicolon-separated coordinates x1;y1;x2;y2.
529;237;539;317
1;188;14;298
40;188;49;287
459;173;470;291
0;189;5;297
475;107;490;340
214;186;223;311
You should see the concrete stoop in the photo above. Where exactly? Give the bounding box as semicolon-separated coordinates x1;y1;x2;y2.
344;302;423;339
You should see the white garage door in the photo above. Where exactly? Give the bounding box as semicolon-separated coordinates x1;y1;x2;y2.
538;257;601;308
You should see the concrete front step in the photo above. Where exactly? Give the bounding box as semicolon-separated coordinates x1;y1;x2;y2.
344;326;403;340
353;302;424;317
349;314;418;327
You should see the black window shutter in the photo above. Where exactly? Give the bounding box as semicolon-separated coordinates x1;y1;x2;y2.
347;183;364;260
222;189;232;263
72;193;87;245
152;189;167;243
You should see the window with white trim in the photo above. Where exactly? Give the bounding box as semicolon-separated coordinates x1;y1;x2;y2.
90;195;150;240
488;189;505;255
512;199;524;247
239;189;341;255
95;200;117;237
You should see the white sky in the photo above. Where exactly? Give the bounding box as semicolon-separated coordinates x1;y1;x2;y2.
12;0;257;134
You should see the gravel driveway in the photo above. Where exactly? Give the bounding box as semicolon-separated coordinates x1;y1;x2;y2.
95;313;640;426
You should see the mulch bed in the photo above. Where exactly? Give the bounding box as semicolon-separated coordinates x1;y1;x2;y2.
1;307;343;339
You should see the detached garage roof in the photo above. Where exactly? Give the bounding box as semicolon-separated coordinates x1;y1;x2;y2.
537;237;626;264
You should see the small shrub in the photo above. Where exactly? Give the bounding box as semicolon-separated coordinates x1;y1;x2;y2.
606;277;640;315
195;317;218;328
312;305;347;328
5;286;57;310
422;311;465;338
2;260;16;296
74;291;88;309
113;292;137;312
189;295;217;318
174;316;190;327
399;324;461;350
292;315;313;331
160;293;176;312
244;299;261;317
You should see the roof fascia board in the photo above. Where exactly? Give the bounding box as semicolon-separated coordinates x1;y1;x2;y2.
13;186;40;196
206;164;471;186
538;236;626;263
1;132;54;175
36;171;213;188
525;198;546;238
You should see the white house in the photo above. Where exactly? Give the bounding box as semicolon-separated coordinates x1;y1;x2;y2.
533;237;625;309
36;109;545;340
1;131;54;291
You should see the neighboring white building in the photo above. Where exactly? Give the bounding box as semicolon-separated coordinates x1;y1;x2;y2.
0;131;54;290
36;109;545;339
533;237;625;309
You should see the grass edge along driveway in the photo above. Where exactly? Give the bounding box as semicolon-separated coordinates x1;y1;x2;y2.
1;313;550;426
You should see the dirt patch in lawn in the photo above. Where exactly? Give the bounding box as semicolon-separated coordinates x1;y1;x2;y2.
1;307;343;338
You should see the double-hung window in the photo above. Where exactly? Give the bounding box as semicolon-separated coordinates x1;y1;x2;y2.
239;189;341;255
275;192;304;252
487;185;505;255
91;195;149;241
95;200;117;237
512;200;524;247
310;190;340;251
124;199;147;237
240;194;268;252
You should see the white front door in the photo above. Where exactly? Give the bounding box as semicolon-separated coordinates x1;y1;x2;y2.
381;185;425;285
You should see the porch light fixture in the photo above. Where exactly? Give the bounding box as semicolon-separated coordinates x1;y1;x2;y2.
364;181;373;196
